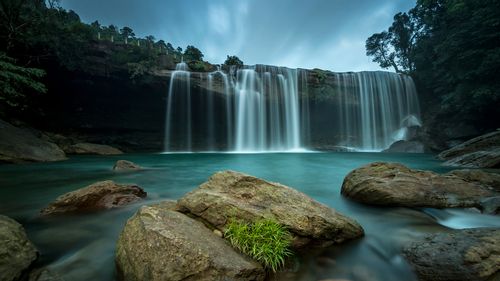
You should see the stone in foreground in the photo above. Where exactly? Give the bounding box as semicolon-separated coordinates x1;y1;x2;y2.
113;160;142;171
41;180;146;215
341;162;499;211
178;170;364;248
65;142;123;155
403;228;500;281
0;119;66;163
116;204;265;281
0;215;38;281
438;130;500;168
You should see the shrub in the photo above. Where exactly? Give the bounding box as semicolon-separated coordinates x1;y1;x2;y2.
224;218;293;272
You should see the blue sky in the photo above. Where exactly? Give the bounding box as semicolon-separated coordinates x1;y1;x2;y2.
61;0;415;72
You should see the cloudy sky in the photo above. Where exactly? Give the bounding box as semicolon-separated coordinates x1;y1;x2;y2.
61;0;415;72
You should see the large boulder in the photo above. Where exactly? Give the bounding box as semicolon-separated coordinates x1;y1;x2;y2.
0;119;66;163
382;140;425;153
115;204;265;281
403;228;500;281
65;142;123;155
113;160;142;171
0;215;38;281
341;162;499;212
177;171;364;248
438;130;500;168
41;180;146;215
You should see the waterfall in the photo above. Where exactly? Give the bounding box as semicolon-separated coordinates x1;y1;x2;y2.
163;66;421;153
164;62;191;151
333;71;421;151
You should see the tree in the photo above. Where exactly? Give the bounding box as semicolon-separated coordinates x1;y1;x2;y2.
0;52;46;110
365;31;399;72
183;45;203;61
224;55;243;67
120;26;134;44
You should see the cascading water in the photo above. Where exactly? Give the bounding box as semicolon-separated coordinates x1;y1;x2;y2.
164;62;191;151
333;71;421;151
163;65;421;152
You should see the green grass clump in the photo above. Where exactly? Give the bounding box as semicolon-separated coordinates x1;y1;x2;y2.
224;218;293;272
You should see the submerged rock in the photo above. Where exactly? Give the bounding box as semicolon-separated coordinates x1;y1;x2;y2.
0;215;38;281
116;204;265;281
65;142;123;155
341;162;499;212
438;130;500;168
382;140;425;153
113;160;142;171
403;228;500;281
0;119;66;163
178;170;364;248
41;180;146;215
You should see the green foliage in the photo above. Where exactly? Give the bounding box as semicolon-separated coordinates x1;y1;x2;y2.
183;45;204;62
367;0;500;132
224;218;293;272
0;52;46;109
224;55;244;67
312;68;328;82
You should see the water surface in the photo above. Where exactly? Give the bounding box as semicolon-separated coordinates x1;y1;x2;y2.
1;152;498;281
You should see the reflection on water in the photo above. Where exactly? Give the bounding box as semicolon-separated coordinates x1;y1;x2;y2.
0;152;495;281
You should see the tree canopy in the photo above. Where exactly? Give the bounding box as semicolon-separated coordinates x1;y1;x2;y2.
366;0;500;133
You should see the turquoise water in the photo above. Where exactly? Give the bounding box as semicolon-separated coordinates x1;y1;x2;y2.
1;152;498;281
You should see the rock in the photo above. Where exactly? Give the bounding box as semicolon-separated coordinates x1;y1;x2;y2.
28;268;64;281
113;160;142;171
382;140;425;153
41;180;146;215
341;162;498;210
402;228;500;281
65;142;123;155
115;204;265;281
448;169;500;190
0;119;66;163
177;171;364;248
438;130;500;168
442;148;500;168
0;215;38;281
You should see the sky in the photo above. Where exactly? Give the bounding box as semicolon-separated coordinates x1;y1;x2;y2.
61;0;415;72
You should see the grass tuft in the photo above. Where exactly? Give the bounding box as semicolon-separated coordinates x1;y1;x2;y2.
224;218;293;272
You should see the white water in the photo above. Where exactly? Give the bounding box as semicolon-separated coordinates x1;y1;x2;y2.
334;72;421;151
163;67;421;152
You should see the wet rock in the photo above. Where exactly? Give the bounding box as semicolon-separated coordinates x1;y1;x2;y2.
438;130;500;168
28;268;64;281
341;162;498;210
116;204;265;281
0;119;66;163
382;140;425;153
0;215;38;281
65;142;123;155
41;180;146;215
112;160;142;171
178;170;364;248
402;228;500;281
448;169;500;190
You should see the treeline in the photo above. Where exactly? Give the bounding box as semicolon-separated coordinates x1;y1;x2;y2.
366;0;500;134
0;0;243;115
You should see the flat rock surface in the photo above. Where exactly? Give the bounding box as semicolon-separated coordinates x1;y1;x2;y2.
177;170;364;248
341;162;498;211
65;142;123;155
115;204;265;281
0;119;66;163
439;131;500;168
403;228;500;281
41;180;146;215
0;215;38;281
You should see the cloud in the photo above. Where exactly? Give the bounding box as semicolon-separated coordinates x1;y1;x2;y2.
61;0;416;72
